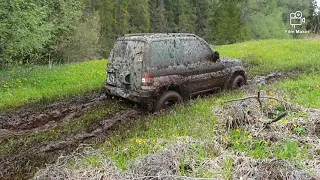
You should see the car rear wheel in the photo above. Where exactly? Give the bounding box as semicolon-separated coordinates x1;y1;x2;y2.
230;75;245;90
153;91;183;112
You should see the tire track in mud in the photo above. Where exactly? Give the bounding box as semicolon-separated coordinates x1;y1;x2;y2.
0;105;146;179
0;92;147;179
0;93;106;138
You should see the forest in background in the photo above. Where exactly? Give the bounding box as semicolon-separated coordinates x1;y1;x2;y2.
0;0;319;68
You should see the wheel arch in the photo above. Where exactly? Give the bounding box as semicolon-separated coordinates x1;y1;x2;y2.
232;70;247;84
157;84;188;100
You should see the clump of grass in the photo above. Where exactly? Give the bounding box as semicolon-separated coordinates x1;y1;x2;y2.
0;60;108;111
226;129;310;161
216;39;320;77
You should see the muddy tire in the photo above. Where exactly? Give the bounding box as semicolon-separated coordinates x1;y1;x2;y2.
153;91;183;112
230;75;245;90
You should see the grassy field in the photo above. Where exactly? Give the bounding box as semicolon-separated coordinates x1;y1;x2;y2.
38;39;319;179
216;39;320;77
2;39;320;179
1;39;319;111
0;60;107;111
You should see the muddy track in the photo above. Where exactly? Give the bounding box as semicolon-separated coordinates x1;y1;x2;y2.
0;91;147;179
0;93;107;138
0;105;146;179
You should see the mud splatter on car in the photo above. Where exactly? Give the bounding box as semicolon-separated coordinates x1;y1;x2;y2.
105;33;247;111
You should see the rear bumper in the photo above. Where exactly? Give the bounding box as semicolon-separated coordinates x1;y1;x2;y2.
104;84;154;104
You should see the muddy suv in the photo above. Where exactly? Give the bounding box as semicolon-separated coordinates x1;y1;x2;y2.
105;33;247;111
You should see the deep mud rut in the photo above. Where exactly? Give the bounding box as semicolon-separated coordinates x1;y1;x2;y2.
0;93;146;179
0;93;107;137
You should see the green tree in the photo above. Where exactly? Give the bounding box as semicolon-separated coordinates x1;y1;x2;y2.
128;0;150;33
164;0;180;32
194;0;211;37
0;0;54;67
178;0;196;33
307;0;320;33
115;0;130;37
150;0;167;32
97;0;116;57
208;0;249;44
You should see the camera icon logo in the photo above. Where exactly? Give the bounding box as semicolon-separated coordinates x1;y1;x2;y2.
290;11;305;28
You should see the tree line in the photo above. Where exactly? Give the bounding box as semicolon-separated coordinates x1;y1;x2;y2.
1;0;319;68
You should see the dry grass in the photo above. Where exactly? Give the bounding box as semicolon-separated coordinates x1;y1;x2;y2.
34;136;320;180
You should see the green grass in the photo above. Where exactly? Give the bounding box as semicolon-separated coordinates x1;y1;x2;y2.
0;60;108;111
71;85;315;178
215;39;320;77
103;93;240;170
227;129;310;161
81;72;319;178
277;72;320;108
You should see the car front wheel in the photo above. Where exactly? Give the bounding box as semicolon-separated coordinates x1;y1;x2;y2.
153;91;183;112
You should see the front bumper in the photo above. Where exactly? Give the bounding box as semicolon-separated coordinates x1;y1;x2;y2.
104;84;154;104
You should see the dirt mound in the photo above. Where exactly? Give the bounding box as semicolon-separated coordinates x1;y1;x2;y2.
248;72;284;86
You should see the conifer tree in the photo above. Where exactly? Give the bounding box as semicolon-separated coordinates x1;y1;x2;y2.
128;0;150;33
115;0;130;37
194;0;211;37
97;0;115;56
164;0;180;32
150;0;167;33
178;0;196;33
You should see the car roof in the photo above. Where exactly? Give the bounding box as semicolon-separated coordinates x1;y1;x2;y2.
118;33;199;42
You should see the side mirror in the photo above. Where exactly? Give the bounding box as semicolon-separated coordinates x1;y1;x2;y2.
212;51;220;62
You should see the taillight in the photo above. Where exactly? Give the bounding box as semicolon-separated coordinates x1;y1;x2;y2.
142;72;154;86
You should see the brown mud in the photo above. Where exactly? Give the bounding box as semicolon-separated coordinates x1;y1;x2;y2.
0;93;106;138
0;93;146;179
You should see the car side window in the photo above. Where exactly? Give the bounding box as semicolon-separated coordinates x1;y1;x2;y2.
182;38;201;63
176;38;212;64
150;40;175;67
198;40;214;62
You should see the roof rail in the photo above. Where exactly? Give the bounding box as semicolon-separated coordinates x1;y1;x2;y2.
124;33;197;38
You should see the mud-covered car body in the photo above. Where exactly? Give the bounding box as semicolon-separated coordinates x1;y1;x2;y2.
105;33;247;110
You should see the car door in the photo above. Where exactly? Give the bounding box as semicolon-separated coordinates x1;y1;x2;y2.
197;38;228;89
179;37;212;94
179;38;225;93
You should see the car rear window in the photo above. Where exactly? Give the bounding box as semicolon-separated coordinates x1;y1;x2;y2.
110;40;145;63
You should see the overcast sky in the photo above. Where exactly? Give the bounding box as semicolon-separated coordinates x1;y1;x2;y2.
317;0;320;7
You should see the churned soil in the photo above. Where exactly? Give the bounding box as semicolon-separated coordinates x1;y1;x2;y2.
0;93;146;179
